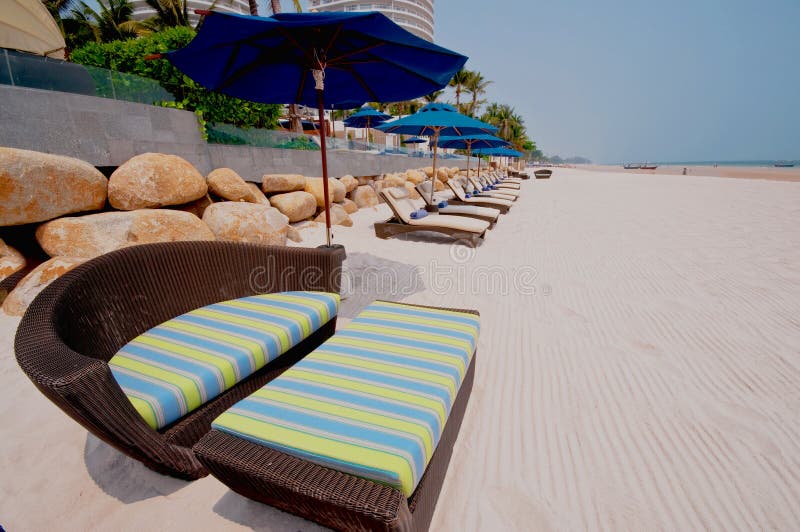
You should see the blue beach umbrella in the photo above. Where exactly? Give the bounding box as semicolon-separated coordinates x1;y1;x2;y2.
343;107;391;150
473;146;525;176
401;136;427;144
377;104;497;204
435;134;508;180
158;10;467;247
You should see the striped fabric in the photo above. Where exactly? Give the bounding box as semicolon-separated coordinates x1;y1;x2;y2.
212;301;479;497
109;291;340;430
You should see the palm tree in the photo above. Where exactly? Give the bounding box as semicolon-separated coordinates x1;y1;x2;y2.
482;103;523;145
269;0;281;13
464;71;492;117
422;90;444;103
248;0;258;15
71;0;149;42
144;0;190;28
448;68;471;112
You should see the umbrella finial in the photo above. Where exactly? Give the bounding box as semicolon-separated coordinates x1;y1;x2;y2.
313;69;325;91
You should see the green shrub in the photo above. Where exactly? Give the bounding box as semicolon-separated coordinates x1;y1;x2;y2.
70;28;281;130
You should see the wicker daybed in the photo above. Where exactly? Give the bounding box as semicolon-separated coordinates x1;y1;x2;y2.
14;241;346;479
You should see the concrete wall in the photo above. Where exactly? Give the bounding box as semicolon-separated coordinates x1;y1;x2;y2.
0;85;470;181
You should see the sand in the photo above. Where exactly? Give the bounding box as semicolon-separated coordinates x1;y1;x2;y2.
2;168;800;530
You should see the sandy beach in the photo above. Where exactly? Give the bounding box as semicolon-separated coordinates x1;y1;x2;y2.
580;164;800;182
2;167;800;530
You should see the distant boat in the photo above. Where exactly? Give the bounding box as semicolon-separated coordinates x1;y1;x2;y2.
774;161;795;168
623;163;641;169
640;162;658;170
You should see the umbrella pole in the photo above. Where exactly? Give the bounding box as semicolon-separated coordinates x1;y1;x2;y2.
364;117;369;151
314;73;332;247
465;141;471;185
428;127;441;210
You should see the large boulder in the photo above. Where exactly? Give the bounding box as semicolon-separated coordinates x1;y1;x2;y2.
269;191;316;222
382;173;407;188
0;147;107;226
262;174;306;194
36;209;215;259
434;179;446;192
244;183;270;205
339;174;358;193
2;257;85;316
404;181;421;199
356;175;373;186
423;166;435;178
314;203;353;227
305;177;346;207
174;194;213;218
436;167;449;181
405;170;426;185
352;185;378;208
339;198;358;214
0;239;25;282
207;168;251;202
202;202;288;246
108;153;207;210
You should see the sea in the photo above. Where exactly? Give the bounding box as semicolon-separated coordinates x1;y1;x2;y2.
653;160;796;168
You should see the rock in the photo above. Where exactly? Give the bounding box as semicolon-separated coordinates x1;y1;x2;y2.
340;198;358;214
404;181;421;199
0;147;107;226
434;179;446;192
436;167;449;181
36;209;215;259
109;153;207;210
371;180;385;198
287;225;302;243
314;203;353;227
207;168;251;202
339;174;358;193
357;176;373;186
269;191;316;222
423;166;435;178
202;203;288;246
405;170;426;184
2;257;85;316
0;239;25;282
174;194;213;218
383;173;407;187
352;185;378;208
305;177;346;207
244;183;270;205
261;174;306;194
449;166;461;178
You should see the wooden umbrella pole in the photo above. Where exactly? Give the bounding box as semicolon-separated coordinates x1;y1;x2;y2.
430;127;440;207
314;71;332;247
465;141;472;183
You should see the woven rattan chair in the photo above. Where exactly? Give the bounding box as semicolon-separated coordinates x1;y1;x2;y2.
15;241;346;479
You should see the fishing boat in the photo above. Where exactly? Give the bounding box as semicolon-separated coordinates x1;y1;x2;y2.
774;161;795;168
623;163;641;169
640;162;658;170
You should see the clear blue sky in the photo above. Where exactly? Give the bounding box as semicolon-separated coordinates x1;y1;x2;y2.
278;0;799;163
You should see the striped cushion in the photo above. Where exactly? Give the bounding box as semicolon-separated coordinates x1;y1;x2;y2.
109;291;340;430
212;301;479;497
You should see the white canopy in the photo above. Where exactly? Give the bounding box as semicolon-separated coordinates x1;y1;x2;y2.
0;0;66;59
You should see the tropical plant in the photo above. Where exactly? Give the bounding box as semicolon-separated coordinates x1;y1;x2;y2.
144;0;190;29
422;90;444;103
448;68;471;113
70;0;150;43
464;71;491;117
481;103;530;149
247;0;258;15
70;27;281;129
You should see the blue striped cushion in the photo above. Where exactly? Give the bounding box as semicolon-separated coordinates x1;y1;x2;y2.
109;291;340;430
211;301;479;497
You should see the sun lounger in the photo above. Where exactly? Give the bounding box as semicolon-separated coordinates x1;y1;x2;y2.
14;241;345;479
480;174;520;190
193;300;479;532
465;175;519;200
374;187;490;242
416;182;501;226
446;178;512;213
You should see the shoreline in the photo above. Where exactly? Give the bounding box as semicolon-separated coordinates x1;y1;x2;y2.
576;164;800;182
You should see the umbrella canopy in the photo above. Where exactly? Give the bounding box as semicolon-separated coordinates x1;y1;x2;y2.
472;146;525;177
162;11;467;246
343;107;391;128
401;136;427;144
377;105;497;204
0;0;65;58
435;134;508;183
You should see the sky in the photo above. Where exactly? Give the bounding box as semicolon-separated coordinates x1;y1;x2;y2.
273;0;800;163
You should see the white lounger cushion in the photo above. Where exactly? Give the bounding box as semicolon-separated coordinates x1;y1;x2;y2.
408;214;489;232
463;196;513;207
440;204;500;220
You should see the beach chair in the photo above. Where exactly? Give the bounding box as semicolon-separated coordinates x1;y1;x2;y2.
465;175;519;200
192;300;479;532
374;187;490;242
480;173;520;191
14;242;345;479
486;171;522;187
446;178;513;213
415;181;501;226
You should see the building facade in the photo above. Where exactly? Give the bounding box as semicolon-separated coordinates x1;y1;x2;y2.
131;0;250;28
308;0;435;42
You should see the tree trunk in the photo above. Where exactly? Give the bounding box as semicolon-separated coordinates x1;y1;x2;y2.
288;104;303;134
270;0;282;14
248;0;258;15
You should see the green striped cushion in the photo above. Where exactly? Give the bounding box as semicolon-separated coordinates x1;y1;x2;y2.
212;300;479;497
109;291;340;430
